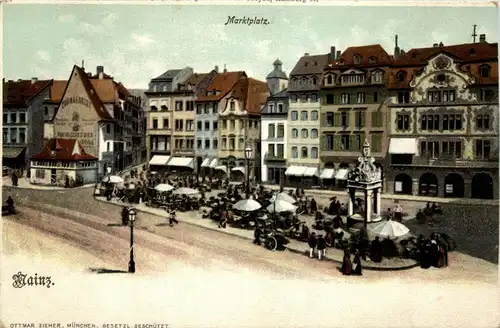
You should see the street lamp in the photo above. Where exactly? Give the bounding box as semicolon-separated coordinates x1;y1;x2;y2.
244;146;252;198
128;207;137;273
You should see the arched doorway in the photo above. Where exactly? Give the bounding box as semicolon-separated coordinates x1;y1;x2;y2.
419;172;438;197
471;173;494;199
444;173;464;198
394;173;412;195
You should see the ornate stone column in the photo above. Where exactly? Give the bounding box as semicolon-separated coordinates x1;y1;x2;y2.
376;188;382;215
348;195;354;216
366;189;373;222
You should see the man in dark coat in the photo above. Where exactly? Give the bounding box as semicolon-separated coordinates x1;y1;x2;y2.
341;248;352;275
352;250;363;275
11;172;18;187
370;236;382;262
333;214;342;229
317;234;326;260
307;232;317;258
254;227;262;246
310;197;317;213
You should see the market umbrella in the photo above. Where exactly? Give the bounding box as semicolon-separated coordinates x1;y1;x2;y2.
368;219;410;239
270;192;296;204
154;183;175;192
232;199;262;212
173;187;199;195
102;175;124;183
267;200;297;213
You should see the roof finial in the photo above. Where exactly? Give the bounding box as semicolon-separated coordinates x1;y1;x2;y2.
472;24;478;43
81;60;85;70
395;34;398;47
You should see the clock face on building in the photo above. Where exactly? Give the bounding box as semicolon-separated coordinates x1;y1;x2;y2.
435;56;450;70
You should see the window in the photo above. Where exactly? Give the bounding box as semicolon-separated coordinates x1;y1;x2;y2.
353;54;361;64
443;90;455;102
428;91;441;103
186;101;194;111
475;139;491;159
268;124;275;138
371;111;383;128
277;103;284;112
213;139;218;149
371;134;382;152
3;128;8;143
3;113;7;123
267;144;275;157
35;169;45;179
212;121;218;130
229;137;235;150
301;129;309;138
301;147;308;158
10;113;16;123
197;139;202;149
480;65;490;78
341;112;348;127
357;92;365;104
397;114;410;131
326;75;333;85
18;127;26;143
369;56;376;64
340;134;350;150
292;128;298;138
204;121;210;131
311;128;318;138
310;110;319;121
301;111;308;121
175;101;183;111
19;113;26;123
326;94;334;104
186;120;194;131
311;147;318;159
196;104;203;114
421;114;440;131
437;74;446;82
152;119;158;129
277;124;284;138
212;103;218;112
325;135;334;151
163;119;169;129
442;114;462;131
197;121;202;131
397;71;406;82
44;107;49;115
292;147;298;158
342;75;365;84
442;141;462;158
205;139;210;149
397;91;410;104
373;92;378;102
277;144;284;158
326;112;334;127
230;120;235;130
10;128;17;143
269;103;274;113
373;71;382;83
476;114;490;130
480;89;495;102
230;101;235;111
310;94;318;102
290;94;297;103
222;120;227;129
204;104;210;114
356;111;365;127
420;141;440;159
300;94;307;103
291;111;298;121
175;119;184;131
340;93;349;104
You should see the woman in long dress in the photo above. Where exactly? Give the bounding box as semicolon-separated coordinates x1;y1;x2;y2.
352;250;363;275
341;248;352;275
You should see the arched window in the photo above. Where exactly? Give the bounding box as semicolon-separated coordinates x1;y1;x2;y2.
292;147;298;158
291;128;298;138
312;77;317;85
373;71;382;83
301;129;309;138
397;71;406;82
326;75;333;85
311;147;318;159
277;124;284;138
268;124;275;138
369;56;376;64
311;128;318;138
353;54;362;64
311;110;318;121
301;147;308;158
301;111;308;121
291;111;298;121
480;65;491;78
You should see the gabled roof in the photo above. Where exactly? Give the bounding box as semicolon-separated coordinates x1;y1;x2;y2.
48;80;68;102
196;71;247;102
72;65;113;120
228;77;269;115
48;78;131;104
153;69;182;80
334;44;393;66
185;73;209;86
3;79;53;106
290;54;329;76
32;138;98;161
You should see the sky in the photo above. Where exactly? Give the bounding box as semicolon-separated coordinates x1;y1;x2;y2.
3;4;498;89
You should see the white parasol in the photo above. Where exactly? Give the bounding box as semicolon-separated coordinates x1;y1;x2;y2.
102;175;124;183
270;192;296;204
154;183;175;192
368;219;410;239
267;200;297;213
232;199;262;212
173;187;199;195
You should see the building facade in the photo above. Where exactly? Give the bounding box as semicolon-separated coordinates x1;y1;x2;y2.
320;45;392;190
261;59;289;184
3;78;52;172
285;52;328;186
386;37;498;199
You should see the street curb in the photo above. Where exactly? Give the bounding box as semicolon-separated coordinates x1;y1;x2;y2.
2;183;95;191
95;197;419;272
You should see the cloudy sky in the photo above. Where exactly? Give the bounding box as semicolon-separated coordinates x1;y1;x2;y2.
3;4;498;89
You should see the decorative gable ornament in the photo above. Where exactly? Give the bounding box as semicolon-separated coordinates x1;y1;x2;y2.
433;55;451;70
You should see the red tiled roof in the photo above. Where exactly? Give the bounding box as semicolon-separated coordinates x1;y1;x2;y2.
32;138;98;161
334;44;393;66
49;80;68;102
245;78;269;114
3;79;53;106
196;71;247;102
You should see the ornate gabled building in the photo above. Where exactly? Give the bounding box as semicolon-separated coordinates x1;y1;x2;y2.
261;59;289;184
320;45;392;190
386;35;498;199
285;52;328;187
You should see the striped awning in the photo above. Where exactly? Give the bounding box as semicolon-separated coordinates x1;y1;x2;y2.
149;155;170;166
303;167;320;177
335;169;349;180
231;166;246;174
209;158;218;168
320;168;335;179
201;158;211;167
167;157;194;169
285;166;307;176
214;165;227;173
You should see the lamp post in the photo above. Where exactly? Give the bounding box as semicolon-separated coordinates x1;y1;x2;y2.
128;207;137;273
244;146;252;199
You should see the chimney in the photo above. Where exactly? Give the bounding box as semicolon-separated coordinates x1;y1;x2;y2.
97;66;104;79
439;42;444;47
336;50;341;60
223;64;227;73
31;77;38;84
433;43;439;47
394;34;400;59
479;34;486;43
400;49;405;56
214;65;219;73
329;46;336;62
304;53;310;56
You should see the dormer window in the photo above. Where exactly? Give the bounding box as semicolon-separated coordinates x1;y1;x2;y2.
372;71;382;83
368;56;376;64
312;77;317;85
397;71;406;82
326;75;333;85
480;64;490;78
230;100;235;111
469;48;476;56
353;54;362;64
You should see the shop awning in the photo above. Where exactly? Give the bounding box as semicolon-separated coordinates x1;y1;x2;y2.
285;166;307;176
231;166;246;174
209;158;218;168
167;157;194;169
201;158;211;167
214;165;227;173
389;138;417;154
3;147;25;159
149;155;170;166
335;168;349;180
320;168;335;179
303;167;320;177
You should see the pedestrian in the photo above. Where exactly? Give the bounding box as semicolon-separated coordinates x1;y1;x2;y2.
352;249;363;276
310;197;317;213
317;234;326;260
169;210;179;227
307;232;317;258
254;226;262;246
341;248;352;276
